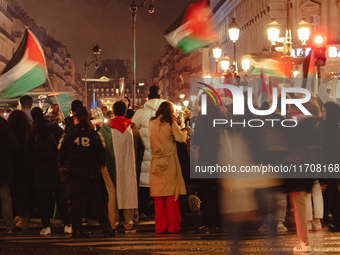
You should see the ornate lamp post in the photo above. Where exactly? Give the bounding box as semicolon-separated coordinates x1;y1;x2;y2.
241;57;250;76
130;0;154;109
84;44;101;110
220;55;230;74
297;20;311;57
267;20;280;52
228;18;240;76
212;45;222;74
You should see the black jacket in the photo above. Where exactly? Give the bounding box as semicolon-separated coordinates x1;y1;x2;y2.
0;116;19;185
26;116;64;189
58;121;105;176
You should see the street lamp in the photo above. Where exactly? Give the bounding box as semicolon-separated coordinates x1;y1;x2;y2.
212;45;222;74
84;44;101;110
241;57;250;76
267;20;280;52
183;100;189;109
298;20;311;57
204;73;211;84
220;55;230;74
130;0;154;109
228;17;240;75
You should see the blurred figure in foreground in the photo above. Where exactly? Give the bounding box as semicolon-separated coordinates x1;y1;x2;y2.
319;102;340;232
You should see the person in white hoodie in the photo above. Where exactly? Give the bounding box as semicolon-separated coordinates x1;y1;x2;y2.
131;86;165;218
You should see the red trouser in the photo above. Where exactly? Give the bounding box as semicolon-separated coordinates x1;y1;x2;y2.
154;196;181;233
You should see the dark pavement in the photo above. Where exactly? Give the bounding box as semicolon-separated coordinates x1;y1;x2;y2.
1;222;340;255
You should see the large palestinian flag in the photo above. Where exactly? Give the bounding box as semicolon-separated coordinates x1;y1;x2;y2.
0;29;47;98
164;0;218;54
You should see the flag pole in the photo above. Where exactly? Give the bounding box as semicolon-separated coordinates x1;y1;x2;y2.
46;77;65;120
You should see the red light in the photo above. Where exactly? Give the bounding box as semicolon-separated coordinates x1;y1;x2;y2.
47;93;59;97
314;35;324;44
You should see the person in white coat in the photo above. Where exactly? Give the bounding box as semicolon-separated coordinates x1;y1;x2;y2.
131;86;165;217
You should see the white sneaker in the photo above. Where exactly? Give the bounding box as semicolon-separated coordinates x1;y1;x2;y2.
40;227;51;236
308;222;312;231
312;222;322;231
277;223;287;232
125;228;137;233
258;223;270;232
64;226;72;234
293;242;311;252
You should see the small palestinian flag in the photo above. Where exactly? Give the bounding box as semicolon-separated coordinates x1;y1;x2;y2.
0;29;47;98
164;0;218;54
292;47;315;88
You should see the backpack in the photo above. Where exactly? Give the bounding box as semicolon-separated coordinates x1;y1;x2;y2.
34;129;58;158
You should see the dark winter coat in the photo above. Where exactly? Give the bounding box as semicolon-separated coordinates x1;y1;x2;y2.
26;116;64;189
0;116;19;185
58;121;105;177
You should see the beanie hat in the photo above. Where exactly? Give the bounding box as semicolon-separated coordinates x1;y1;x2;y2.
148;86;161;99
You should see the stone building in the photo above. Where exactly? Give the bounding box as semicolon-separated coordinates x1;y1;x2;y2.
83;59;148;109
0;0;15;71
211;0;340;78
150;44;209;105
0;0;83;109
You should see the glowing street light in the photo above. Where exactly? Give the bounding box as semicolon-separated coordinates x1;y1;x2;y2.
298;20;311;56
267;20;280;52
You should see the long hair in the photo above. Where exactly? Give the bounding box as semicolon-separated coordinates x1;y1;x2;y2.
151;101;176;125
8;110;31;140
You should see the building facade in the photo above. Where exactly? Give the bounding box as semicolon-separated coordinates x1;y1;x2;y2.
84;59;148;110
151;44;209;105
0;0;15;71
211;0;340;79
0;0;83;108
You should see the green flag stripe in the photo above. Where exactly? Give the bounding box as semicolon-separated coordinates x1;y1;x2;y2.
178;37;210;54
1;67;46;98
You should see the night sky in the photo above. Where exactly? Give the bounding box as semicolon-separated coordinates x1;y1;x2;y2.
15;0;197;79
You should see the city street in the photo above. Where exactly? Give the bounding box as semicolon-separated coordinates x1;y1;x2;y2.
1;226;340;254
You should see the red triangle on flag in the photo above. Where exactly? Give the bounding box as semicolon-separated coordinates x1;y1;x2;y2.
26;30;47;73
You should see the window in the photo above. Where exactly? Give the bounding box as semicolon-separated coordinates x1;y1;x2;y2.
310;15;319;34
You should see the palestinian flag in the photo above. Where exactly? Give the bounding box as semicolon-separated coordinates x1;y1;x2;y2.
292;47;315;88
164;0;218;54
248;55;295;78
0;29;47;98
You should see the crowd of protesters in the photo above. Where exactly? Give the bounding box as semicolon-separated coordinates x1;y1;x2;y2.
0;85;340;252
0;86;188;238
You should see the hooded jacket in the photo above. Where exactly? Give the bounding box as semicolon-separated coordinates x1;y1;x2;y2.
26;116;64;189
131;98;165;187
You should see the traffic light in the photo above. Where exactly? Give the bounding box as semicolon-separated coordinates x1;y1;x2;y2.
314;35;326;66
